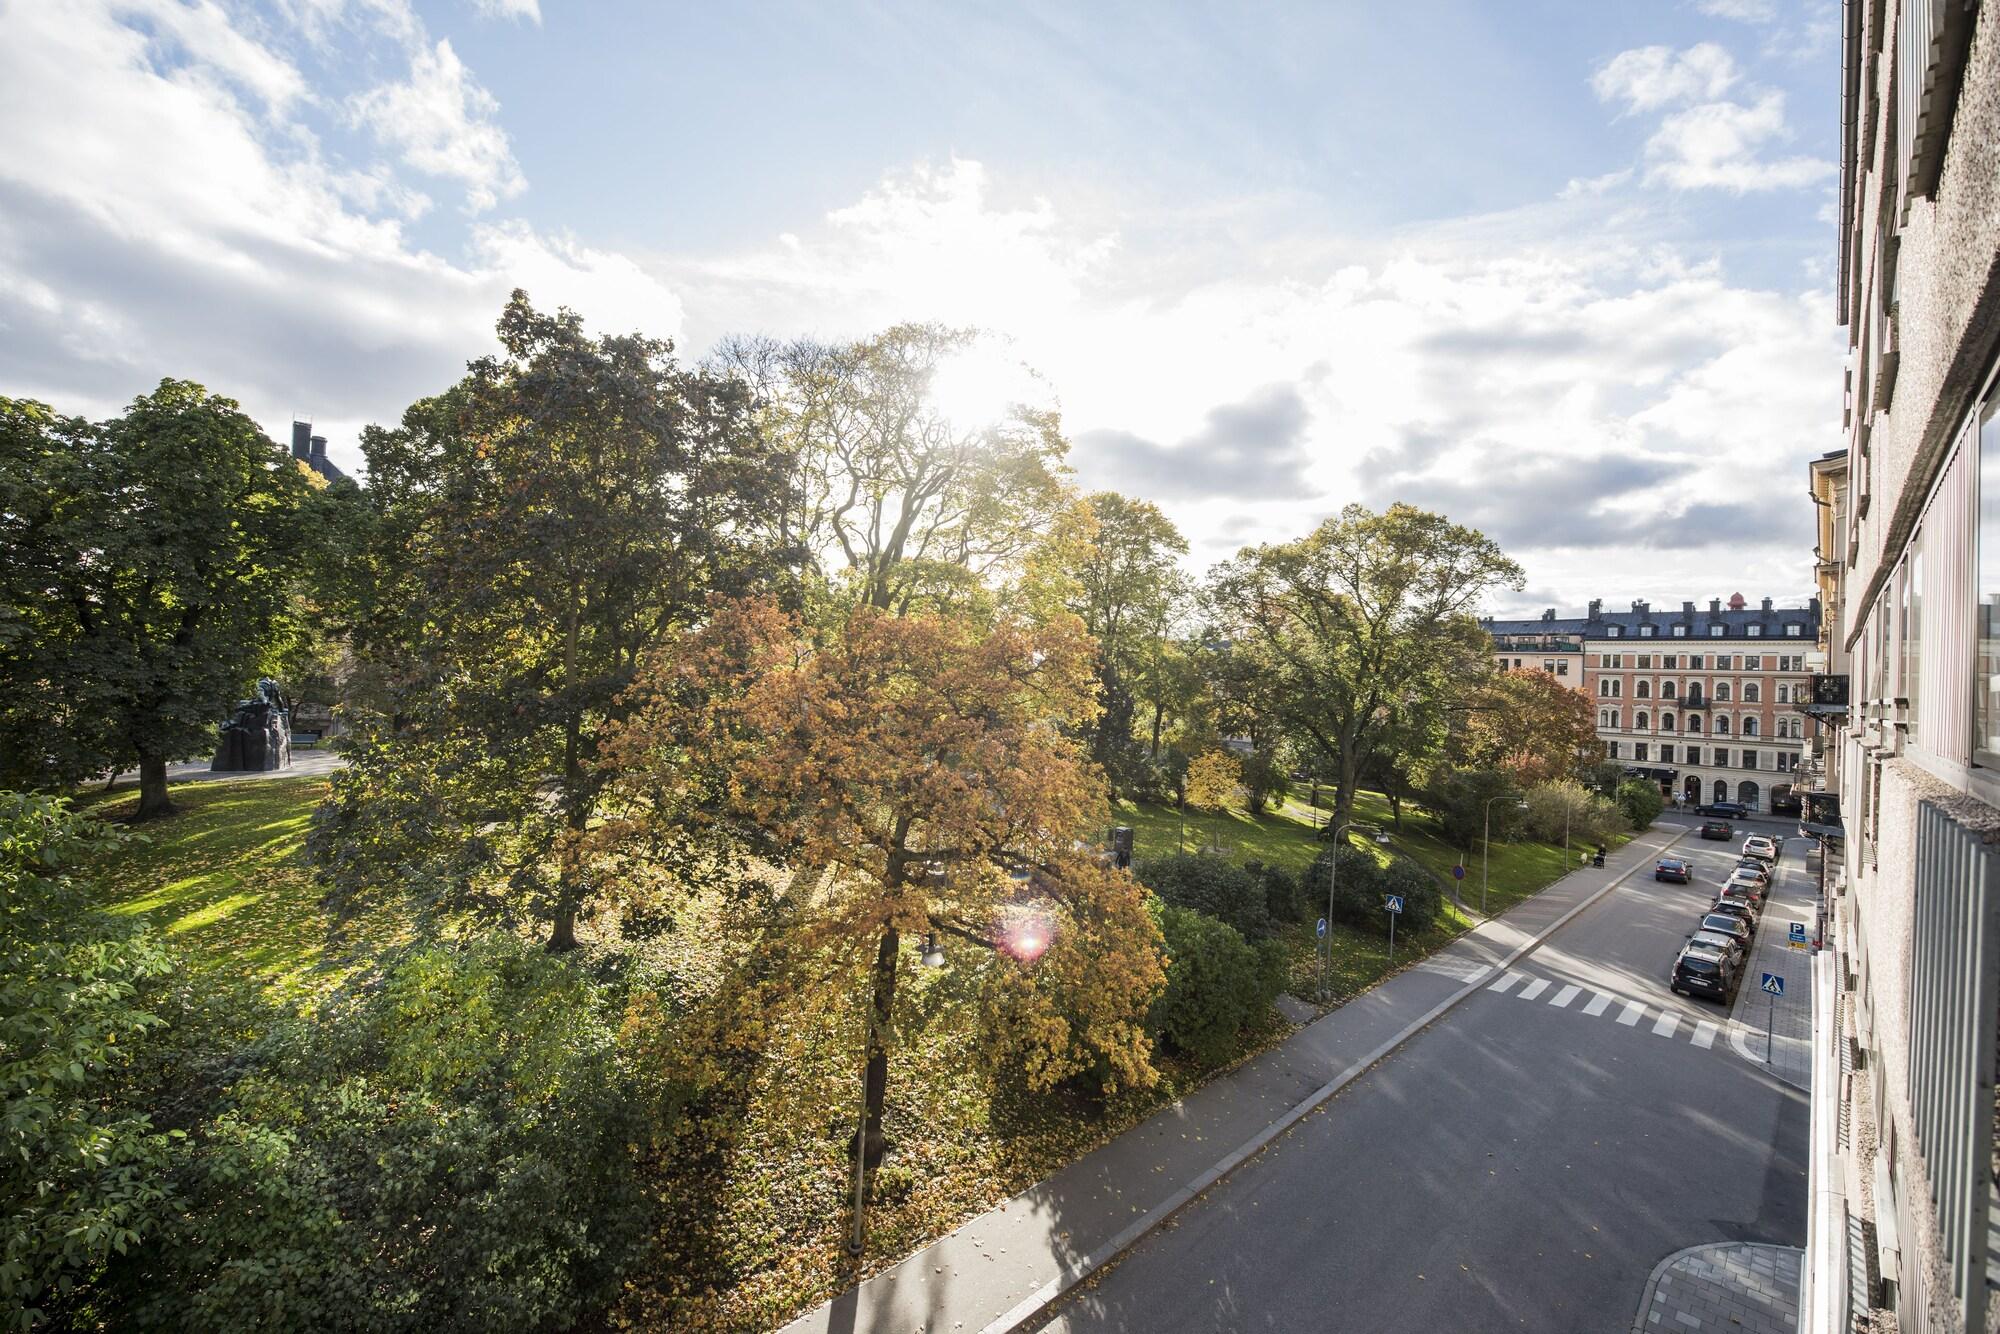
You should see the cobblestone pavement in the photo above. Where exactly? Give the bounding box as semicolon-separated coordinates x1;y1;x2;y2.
1631;1243;1802;1334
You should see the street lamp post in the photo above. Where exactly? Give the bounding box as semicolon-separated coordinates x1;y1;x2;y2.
1480;794;1530;917
1320;819;1388;1000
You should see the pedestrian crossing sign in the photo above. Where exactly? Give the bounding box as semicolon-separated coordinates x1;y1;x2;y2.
1384;894;1404;914
1760;973;1784;997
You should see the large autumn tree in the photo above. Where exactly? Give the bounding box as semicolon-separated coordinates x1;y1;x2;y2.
717;324;1070;614
313;294;789;949
1206;503;1523;833
0;385;308;818
1066;492;1189;789
1457;668;1600;787
597;597;1165;1184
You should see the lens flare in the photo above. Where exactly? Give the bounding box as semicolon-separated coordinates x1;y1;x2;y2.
1001;910;1053;963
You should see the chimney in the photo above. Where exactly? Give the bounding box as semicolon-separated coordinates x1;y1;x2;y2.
1632;600;1649;615
1542;608;1556;622
310;435;327;463
1760;597;1773;612
1588;598;1601;619
1682;601;1694;616
291;421;311;460
1709;598;1722;614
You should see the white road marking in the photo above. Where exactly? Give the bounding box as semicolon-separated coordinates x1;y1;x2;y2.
1488;971;1525;995
1548;984;1581;1009
1651;1012;1681;1039
1582;992;1613;1017
1517;977;1551;1001
1618;1000;1646;1026
1691;1021;1718;1050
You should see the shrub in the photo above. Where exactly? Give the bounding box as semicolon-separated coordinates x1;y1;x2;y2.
1524;779;1623;846
108;940;653;1333
1149;907;1280;1066
1302;845;1386;929
1244;859;1300;923
1134;852;1275;941
1615;779;1665;830
1379;855;1443;930
0;794;177;1330
1240;750;1290;814
1423;768;1523;848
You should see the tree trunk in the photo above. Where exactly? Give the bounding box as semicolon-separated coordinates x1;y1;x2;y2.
1149;706;1164;758
134;753;174;821
852;924;900;1168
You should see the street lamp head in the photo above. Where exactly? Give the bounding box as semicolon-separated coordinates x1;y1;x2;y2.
1515;799;1529;810
919;932;947;968
1372;831;1392;845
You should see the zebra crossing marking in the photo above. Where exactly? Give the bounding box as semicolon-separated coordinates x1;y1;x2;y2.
1617;1000;1646;1027
1488;971;1525;995
1581;992;1613;1017
1481;969;1742;1055
1517;978;1551;1002
1651;1012;1681;1039
1691;1021;1718;1050
1549;984;1581;1009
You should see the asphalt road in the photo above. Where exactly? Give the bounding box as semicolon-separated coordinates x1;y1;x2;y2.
1038;831;1810;1334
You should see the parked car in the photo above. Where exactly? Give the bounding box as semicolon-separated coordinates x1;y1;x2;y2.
1689;927;1749;968
1697;912;1754;953
1672;940;1741;1000
1730;859;1773;887
1654;856;1694;883
1742;834;1779;863
1698;801;1751;819
1724;871;1768;901
1707;897;1758;935
1717;886;1763;920
1699;820;1734;840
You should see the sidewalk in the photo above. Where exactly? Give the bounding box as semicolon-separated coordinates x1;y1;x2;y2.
781;824;1689;1334
1723;840;1815;1089
110;749;346;790
1631;1243;1802;1334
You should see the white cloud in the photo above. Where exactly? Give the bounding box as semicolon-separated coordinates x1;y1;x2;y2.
468;0;541;20
1645;91;1834;191
1591;43;1738;113
348;38;525;212
1696;0;1778;21
1592;44;1833;194
0;1;681;474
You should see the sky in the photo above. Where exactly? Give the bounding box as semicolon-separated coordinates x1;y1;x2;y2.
0;0;1843;615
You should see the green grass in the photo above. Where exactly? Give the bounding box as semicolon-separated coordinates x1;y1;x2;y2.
78;776;403;1002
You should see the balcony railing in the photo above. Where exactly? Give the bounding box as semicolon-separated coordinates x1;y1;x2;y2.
1905;799;2000;1327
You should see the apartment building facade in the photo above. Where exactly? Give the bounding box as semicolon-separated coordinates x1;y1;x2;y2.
1799;2;2000;1330
1483;607;1585;684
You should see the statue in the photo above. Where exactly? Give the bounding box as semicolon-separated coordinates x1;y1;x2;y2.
211;678;293;772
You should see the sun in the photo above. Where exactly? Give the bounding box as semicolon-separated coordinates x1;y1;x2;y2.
927;343;1042;434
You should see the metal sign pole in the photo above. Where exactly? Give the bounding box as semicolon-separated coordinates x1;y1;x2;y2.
1388;908;1396;966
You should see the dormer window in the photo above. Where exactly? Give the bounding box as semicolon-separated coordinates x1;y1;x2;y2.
1785;624;1802;636
1748;624;1763;637
1640;625;1655;637
1608;626;1622;637
1709;624;1724;636
1672;624;1687;637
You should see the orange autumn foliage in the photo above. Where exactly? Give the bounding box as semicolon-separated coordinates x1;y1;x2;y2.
598;596;1165;1096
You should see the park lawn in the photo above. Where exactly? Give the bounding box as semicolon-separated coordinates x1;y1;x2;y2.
78;775;406;1003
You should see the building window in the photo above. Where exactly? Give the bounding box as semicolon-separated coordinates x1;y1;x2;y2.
1673;624;1688;636
1640;625;1655;637
1745;655;1762;670
1637;654;1652;669
1663;655;1678;669
1714;748;1730;766
1688;715;1702;733
1607;741;1620;759
1715;655;1731;670
1743;717;1759;736
1742;751;1760;770
1743;683;1760;703
1636;680;1651;698
1715;683;1730;702
1715;715;1731;734
1905;536;1923;742
1685;745;1701;765
1660;744;1675;763
1608;626;1622;637
1776;683;1790;704
1710;624;1724;636
1786;624;1801;636
1661;712;1676;731
1514;657;1524;669
1636;711;1650;730
1662;680;1677;698
1556;661;1569;676
1738;780;1759;807
1689;655;1703;670
1635;742;1649;761
1748;625;1763;636
1542;659;1556;673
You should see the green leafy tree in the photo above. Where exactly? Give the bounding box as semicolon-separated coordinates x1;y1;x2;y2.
312;294;789;950
1424;767;1525;849
1615;778;1665;830
1;794;177;1328
0;386;308;817
1067;493;1189;789
1185;750;1241;812
1207;503;1523;836
104;940;651;1332
1132;852;1275;941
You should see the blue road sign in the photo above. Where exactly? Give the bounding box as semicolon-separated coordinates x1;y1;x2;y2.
1384;894;1405;915
1451;864;1466;880
1788;922;1808;943
1760;973;1785;997
1316;917;1328;939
